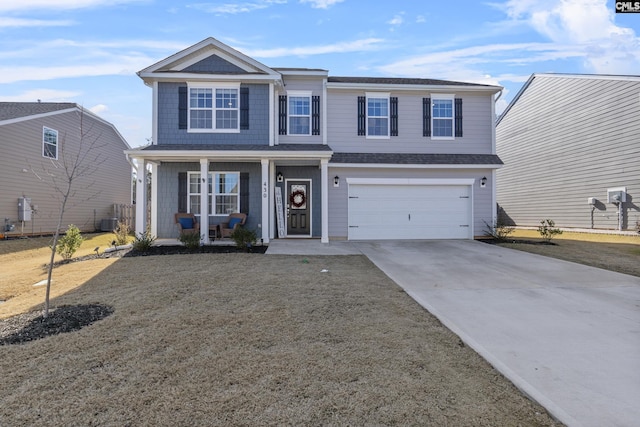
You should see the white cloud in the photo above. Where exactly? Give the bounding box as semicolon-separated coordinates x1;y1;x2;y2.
0;88;81;102
0;0;146;12
244;38;386;58
89;104;108;114
500;0;640;73
416;15;426;24
188;0;286;14
0;17;74;27
299;0;344;8
388;14;404;26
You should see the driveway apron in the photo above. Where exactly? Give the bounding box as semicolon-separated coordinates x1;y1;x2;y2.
354;240;640;427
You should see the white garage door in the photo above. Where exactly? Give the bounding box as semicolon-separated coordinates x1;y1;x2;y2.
348;180;473;240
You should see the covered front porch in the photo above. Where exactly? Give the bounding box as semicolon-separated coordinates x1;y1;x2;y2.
125;144;333;245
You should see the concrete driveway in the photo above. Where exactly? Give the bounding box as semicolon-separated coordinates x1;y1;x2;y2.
353;240;640;427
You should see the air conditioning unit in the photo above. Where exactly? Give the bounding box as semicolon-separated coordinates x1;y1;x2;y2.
607;187;627;204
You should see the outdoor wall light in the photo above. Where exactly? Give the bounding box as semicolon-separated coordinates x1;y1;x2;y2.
277;172;284;182
334;175;340;187
480;176;487;188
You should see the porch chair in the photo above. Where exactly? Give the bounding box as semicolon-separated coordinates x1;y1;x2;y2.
174;212;200;236
220;213;247;238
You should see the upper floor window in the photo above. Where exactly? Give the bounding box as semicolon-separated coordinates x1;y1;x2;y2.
423;94;462;140
288;91;311;135
367;93;389;138
188;83;239;133
432;96;454;139
43;127;58;159
357;94;398;138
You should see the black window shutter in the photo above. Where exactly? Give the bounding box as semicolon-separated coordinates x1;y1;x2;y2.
357;96;366;136
178;86;188;130
455;98;463;137
423;97;431;137
278;95;287;135
312;95;320;135
240;172;249;215
178;172;187;213
240;87;249;130
390;97;398;136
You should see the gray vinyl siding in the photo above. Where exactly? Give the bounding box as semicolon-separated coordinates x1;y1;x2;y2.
496;75;640;230
274;166;322;238
277;77;324;145
157;82;270;145
326;90;493;154
0;110;131;235
327;167;493;239
156;161;262;238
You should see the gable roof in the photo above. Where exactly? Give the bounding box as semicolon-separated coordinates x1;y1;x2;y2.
0;102;130;148
327;76;502;93
496;73;640;125
0;102;77;121
138;37;281;83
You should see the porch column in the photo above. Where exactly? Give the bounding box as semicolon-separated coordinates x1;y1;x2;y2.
134;157;147;236
200;159;209;244
261;159;270;244
269;161;276;240
149;161;158;238
320;158;329;243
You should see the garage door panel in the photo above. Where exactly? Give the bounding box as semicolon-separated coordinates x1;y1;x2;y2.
348;184;472;240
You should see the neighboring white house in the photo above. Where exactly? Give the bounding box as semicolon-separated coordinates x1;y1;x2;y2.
126;37;504;243
0;102;132;236
496;73;640;231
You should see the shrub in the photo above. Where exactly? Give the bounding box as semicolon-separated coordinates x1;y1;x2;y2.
56;224;84;260
178;231;201;250
132;230;156;252
538;219;563;243
483;218;515;242
230;227;257;252
113;220;131;246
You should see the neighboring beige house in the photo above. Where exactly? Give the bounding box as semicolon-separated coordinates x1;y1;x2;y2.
496;74;640;231
0;102;132;236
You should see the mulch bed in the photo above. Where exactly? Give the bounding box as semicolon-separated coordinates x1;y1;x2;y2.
0;304;114;346
123;244;268;257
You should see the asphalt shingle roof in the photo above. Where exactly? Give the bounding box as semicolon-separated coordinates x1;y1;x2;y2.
330;152;503;165
327;76;495;87
140;144;333;152
0;102;77;122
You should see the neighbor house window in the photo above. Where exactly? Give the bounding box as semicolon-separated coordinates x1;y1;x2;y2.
366;93;389;138
43;127;58;159
288;91;311;135
188;83;239;132
432;95;454;139
188;172;240;216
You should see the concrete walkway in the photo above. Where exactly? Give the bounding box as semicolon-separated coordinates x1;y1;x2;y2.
267;238;640;427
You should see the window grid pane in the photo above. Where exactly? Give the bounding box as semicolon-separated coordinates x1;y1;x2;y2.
43;128;57;158
289;96;311;135
367;98;389;136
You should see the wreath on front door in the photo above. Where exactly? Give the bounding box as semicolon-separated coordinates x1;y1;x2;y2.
289;189;306;208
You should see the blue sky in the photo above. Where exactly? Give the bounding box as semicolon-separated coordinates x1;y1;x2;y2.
1;0;638;147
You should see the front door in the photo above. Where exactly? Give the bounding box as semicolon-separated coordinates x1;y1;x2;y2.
287;180;311;236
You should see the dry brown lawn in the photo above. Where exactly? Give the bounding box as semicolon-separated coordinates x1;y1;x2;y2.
496;229;640;277
0;235;561;426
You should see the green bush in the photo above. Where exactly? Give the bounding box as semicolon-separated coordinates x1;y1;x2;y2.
56;224;84;260
113;220;131;246
230;227;257;252
483;218;515;242
178;231;201;250
538;219;563;243
132;230;156;252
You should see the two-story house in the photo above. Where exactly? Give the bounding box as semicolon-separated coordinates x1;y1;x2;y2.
126;37;503;244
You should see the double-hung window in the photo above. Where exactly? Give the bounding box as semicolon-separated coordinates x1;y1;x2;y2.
188;171;240;217
288;91;311;135
432;95;454;139
366;93;389;138
43;127;58;159
188;83;240;132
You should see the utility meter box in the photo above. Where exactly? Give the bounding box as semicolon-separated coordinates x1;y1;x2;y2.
607;187;627;204
18;197;32;221
587;197;596;205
